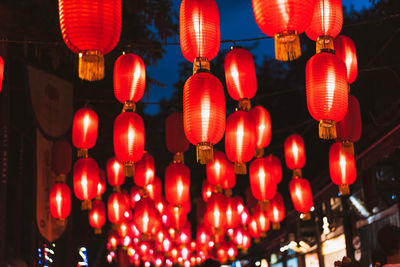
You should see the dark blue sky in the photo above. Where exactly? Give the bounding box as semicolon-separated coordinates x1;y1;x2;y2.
144;0;372;114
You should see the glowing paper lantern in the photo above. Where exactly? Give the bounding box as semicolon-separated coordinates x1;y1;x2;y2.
134;197;161;234
106;157;124;188
225;197;240;229
89;199;106;234
49;183;71;221
107;192;127;224
202;180;214;203
334;35;358;84
72;108;98;157
165;163;190;205
249;106;271;157
165;112;190;163
205;193;227;231
58;0;121;81
249;157;277;201
284;134;306;177
134;152;155;187
253;205;270;234
206;151;235;190
145;176;162;201
289;177;314;214
248;217;261;239
73;157;99;209
97;169;106;197
267;192;285;229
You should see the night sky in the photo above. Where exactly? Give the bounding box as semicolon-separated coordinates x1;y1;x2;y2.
144;0;372;114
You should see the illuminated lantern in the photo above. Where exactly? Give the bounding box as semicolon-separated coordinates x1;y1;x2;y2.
196;224;211;246
113;111;145;175
114;53;146;109
334;35;358;84
179;0;220;70
336;95;362;155
176;224;191;245
165;163;190;205
266;154;282;184
222;161;236;191
202;180;214;202
163;237;173;253
146;176;162;201
248;217;261;239
233;227;251;250
289;177;314;214
130;186;142;209
252;0;315;61
165;112;190;163
97;169;106;197
205;193;227;231
108;235;119;250
89;199;105;235
225;111;256;174
249;158;277;201
49;183;71;221
155;198;167;215
284;134;306;177
183;72;225;164
134;152;155;187
153;252;164;267
216;243;229;263
241;231;251;251
224;47;257;110
249;106;271;157
51;139;72;180
168;205;188;230
107;192;127;224
329;142;357;195
267;192;285;229
225;197;240;229
253;205;270;234
206;151;235;190
239;206;250;226
306;52;348;139
227;242;237;260
134;197;161;234
73;157;99;209
106;157;124;189
72;108;98;157
305;0;343;53
58;0;121;81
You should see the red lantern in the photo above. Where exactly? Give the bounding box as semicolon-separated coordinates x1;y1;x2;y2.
114;53;146;106
329;142;357;195
183;72;225;164
167;207;188;230
51;139;72;179
113;111;145;175
266;154;282;184
249;158;277;201
216;243;229;263
106;157;124;188
134;152;155;187
205;193;227;231
58;0;121;81
49;183;71;220
134;197;161;234
225;111;256;174
334;35;358;84
196;224;211;246
248;217;261;239
336;94;362;154
206;151;235;189
72;108;98;156
267;192;285;229
97;169;106;197
252;0;315;61
226;197;240;229
176;224;191;245
239;206;250;226
249;106;271;156
89;199;106;234
253;205;270;234
146;176;162;201
165;112;190;163
202;180;214;202
179;0;220;63
306;0;343;53
165;163;190;205
306;52;348;139
73;157;99;209
224;48;257;103
108;192;127;224
130;186;142;209
153;252;164;267
289;177;314;214
284;134;306;177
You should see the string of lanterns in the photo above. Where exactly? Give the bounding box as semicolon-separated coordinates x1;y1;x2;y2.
47;0;363;265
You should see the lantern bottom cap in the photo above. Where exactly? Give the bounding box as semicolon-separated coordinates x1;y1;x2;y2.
79;50;104;81
339;184;350;195
301;212;311;221
316;35;335;54
77;148;88;159
196;142;213;164
272;222;280;230
341;141;355;156
173;152;185;164
238;98;251;111
274;31;301;62
259;200;270;212
123;161;135;177
254;148;264;158
94;228;102;235
319;120;337;140
81;199;92;210
56;218;66;226
234;162;247;175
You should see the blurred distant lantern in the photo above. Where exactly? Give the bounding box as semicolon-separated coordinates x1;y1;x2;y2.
225;197;240;229
196;224;211;246
134;152;155;187
106;157;124;190
165;163;190;205
108;234;119;250
183;72;225;164
146;176;162;201
202;180;214;203
252;0;315;61
249;106;271;157
267;192;285;230
49;183;71;222
165;112;190;163
113;111;145;176
89;199;106;234
107;192;127;224
334;35;358;85
73;157;99;210
306;52;348;139
206;151;235;191
130;186;142;209
336;95;362;155
51;139;72;181
329;142;357;195
205;193;227;232
113;53;146;111
239;206;250;226
72;108;98;158
253;205;270;235
284;134;306;177
58;0;121;81
134;198;161;234
168;207;188;230
176;224;191;245
179;0;220;72
289;177;314;216
224;47;257;110
225;111;256;174
227;242;238;261
249;157;277;202
306;0;343;53
216;243;229;263
153;252;164;267
248;217;261;239
97;169;106;197
118;221;129;237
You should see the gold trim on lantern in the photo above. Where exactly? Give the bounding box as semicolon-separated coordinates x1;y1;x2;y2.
293;168;303;178
122;100;136;112
319;120;337;140
81;199;92;210
123;161;135;177
196;142;214;164
214;184;223;194
339;184;350;195
77;148;88;159
301;212;311;221
56;219;66;226
274;30;301;61
260;231;267;238
341;141;355;156
234;162;247;175
55;174;66;183
193;57;210;74
95;195;102;200
173;152;185;164
316;35;335;54
79;50;104;81
254;148;264;158
238;98;251;111
113;186;121;193
94;228;102;235
272;222;280;230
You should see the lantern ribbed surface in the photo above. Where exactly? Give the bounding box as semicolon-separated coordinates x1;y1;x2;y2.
267;193;285;223
165;112;190;154
334;35;358;84
205;193;227;230
183;72;225;146
289;178;314;213
265;154;282;184
284;134;306;170
49;183;71;220
134;153;155;187
165;163;190;205
329;142;357;186
114;53;146;104
106;157;125;187
224;48;257;101
72;108;98;150
73;157;99;201
134;198;161;234
107;192;127;224
206;151;233;187
305;0;343;41
336;94;362;142
249;157;277;201
306;52;348;122
179;0;220;62
249;106;271;149
89;199;105;231
58;0;121;54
